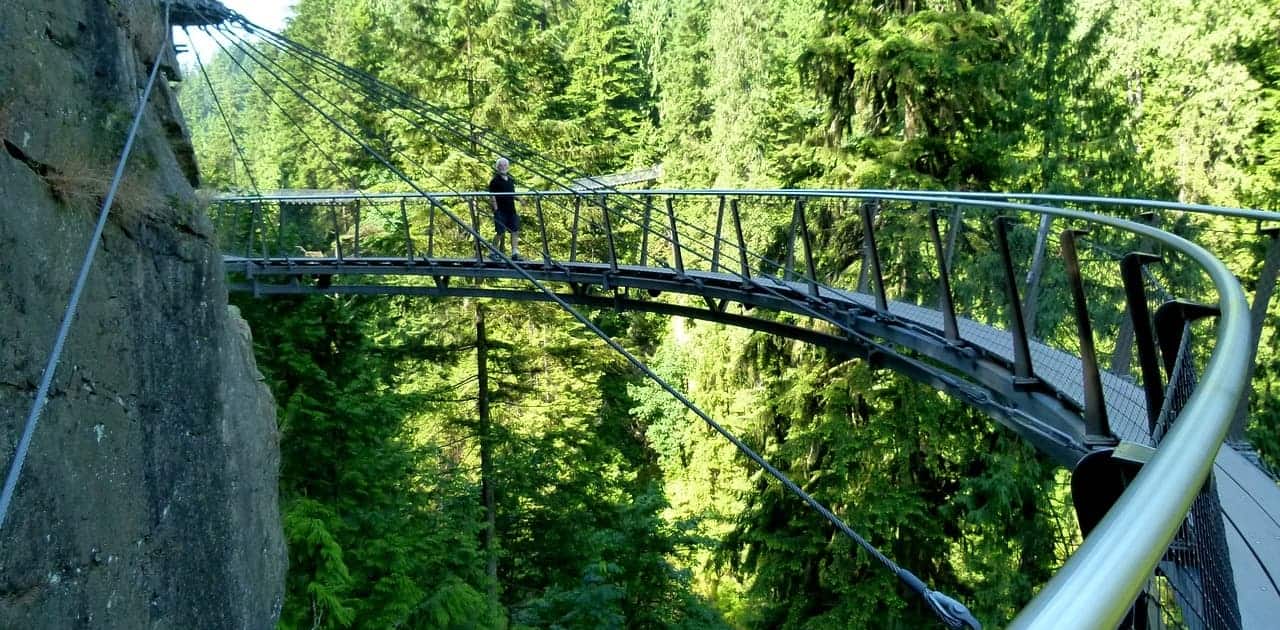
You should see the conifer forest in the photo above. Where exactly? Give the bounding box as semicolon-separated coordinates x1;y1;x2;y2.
180;0;1280;627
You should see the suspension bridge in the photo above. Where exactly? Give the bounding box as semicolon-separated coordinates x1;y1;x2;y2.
7;1;1280;627
166;2;1280;627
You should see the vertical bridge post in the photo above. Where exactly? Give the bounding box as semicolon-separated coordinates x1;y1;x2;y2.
640;197;652;267
1230;226;1280;441
601;197;618;273
535;194;551;266
426;197;436;258
1110;211;1158;374
352;199;361;258
570;196;581;262
1120;251;1165;432
246;200;260;259
995;216;1036;387
272;200;285;260
329;201;343;261
731;198;750;282
928;206;960;343
711;196;725;272
666;197;684;276
468;198;482;261
859;199;888;312
795;199;819;298
1061;229;1114;446
400;197;414;260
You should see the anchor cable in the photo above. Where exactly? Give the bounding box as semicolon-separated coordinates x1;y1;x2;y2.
0;5;174;531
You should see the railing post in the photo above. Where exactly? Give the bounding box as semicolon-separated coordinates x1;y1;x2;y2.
640;196;652;267
468;197;483;261
711;196;726;272
1061;229;1114;446
995;216;1036;386
535;194;551;266
257;201;268;260
1023;213;1055;338
400;197;414;260
1120;251;1165;432
1146;297;1242;630
352;199;361;258
329;201;344;261
602;197;618;272
945;203;962;270
927;206;960;343
785;200;799;280
273;201;286;259
570;196;581;262
731;198;750;281
796;199;819;298
1230;227;1280;442
246;201;260;259
1154;300;1221;378
666;196;684;276
426;198;436;258
859;199;888;312
1110;211;1159;375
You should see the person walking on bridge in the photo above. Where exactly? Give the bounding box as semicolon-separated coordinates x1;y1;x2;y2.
487;157;521;260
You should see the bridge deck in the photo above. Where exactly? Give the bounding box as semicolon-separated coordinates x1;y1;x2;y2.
226;254;1280;620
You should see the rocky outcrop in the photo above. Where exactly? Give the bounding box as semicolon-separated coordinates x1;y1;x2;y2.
0;1;285;627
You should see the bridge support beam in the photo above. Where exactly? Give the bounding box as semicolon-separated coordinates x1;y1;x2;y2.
731;199;750;282
570;197;581;262
1229;227;1280;442
400;197;414;260
1061;229;1114;447
859;200;888;312
602;197;618;273
535;195;551;265
640;197;652;267
995;216;1037;387
1120;252;1165;432
712;196;726;273
666;197;685;276
928;206;961;343
1111;212;1159;375
796;200;819;298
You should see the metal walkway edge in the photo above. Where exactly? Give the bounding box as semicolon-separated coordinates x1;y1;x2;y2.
225;252;1280;627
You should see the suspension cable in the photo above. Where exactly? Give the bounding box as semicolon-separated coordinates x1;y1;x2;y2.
198;26;405;243
212;17;873;348
186;26;260;195
196;12;979;627
227;16;787;277
0;4;173;531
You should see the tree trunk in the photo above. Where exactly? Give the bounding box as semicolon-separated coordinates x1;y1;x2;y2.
475;302;498;603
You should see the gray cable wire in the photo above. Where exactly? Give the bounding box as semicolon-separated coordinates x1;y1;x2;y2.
0;4;172;532
204;14;979;628
186;26;260;195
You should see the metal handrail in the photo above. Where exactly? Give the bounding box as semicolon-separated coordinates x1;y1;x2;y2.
212;188;1280;223
216;188;1260;627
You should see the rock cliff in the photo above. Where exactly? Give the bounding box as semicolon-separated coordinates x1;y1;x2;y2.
0;1;285;627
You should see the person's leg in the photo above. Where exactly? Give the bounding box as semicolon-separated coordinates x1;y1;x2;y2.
511;230;520;257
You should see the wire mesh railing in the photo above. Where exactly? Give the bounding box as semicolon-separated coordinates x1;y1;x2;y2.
210;187;1275;627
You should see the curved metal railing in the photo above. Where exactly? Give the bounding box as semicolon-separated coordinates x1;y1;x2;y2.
215;187;1279;628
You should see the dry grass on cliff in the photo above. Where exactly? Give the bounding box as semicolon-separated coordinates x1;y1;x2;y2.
43;158;166;222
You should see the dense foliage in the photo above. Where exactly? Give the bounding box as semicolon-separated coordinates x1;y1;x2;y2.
181;0;1280;627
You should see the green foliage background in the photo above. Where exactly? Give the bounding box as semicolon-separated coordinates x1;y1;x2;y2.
180;0;1280;627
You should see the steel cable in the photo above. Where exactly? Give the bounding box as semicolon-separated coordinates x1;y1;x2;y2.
0;5;173;531
194;11;980;627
